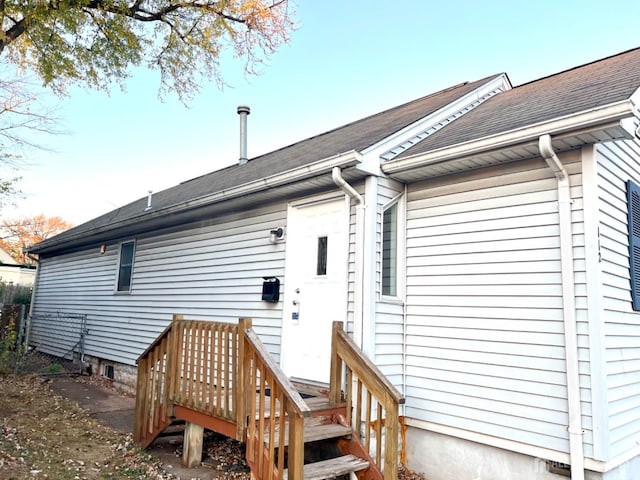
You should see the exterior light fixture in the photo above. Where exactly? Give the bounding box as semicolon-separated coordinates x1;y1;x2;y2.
270;227;284;243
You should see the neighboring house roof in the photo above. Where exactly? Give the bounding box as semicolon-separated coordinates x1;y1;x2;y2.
395;47;640;158
31;75;501;255
0;248;18;265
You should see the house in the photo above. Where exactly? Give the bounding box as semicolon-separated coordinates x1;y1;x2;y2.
0;247;36;287
29;47;640;480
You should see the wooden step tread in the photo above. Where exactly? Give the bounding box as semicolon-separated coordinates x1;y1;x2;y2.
265;422;353;447
283;454;369;480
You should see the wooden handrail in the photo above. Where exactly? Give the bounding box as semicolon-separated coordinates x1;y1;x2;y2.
242;326;310;480
329;321;405;480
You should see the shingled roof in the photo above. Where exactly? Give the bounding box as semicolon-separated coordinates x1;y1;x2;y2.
31;75;500;254
395;47;640;158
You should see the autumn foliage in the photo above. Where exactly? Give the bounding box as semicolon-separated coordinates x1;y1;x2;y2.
0;215;72;265
0;0;294;101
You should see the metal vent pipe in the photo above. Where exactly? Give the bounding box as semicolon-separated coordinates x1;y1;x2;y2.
237;105;250;165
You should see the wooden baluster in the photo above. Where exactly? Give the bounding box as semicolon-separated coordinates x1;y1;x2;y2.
196;322;204;409
329;321;343;405
365;389;372;452
247;349;257;464
277;392;286;480
375;402;383;463
257;368;266;477
223;324;231;418
215;323;222;416
346;367;353;426
151;345;160;429
355;377;363;440
158;339;167;420
267;379;276;480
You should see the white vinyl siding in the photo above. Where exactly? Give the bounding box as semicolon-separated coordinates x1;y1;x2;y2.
595;137;640;460
375;177;405;389
404;153;587;454
31;204;288;365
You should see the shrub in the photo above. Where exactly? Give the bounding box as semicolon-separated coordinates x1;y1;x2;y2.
0;320;18;374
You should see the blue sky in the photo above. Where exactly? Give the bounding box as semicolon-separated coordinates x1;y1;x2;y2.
3;0;640;225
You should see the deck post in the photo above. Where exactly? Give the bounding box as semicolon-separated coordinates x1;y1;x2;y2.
287;405;305;480
383;394;399;480
329;321;344;405
183;421;204;468
237;317;252;441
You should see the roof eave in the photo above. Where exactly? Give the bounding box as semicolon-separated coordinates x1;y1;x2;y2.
31;150;363;255
382;100;636;180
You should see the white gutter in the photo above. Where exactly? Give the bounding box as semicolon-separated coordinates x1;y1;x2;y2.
34;151;363;255
383;100;634;175
332;167;365;348
539;134;585;480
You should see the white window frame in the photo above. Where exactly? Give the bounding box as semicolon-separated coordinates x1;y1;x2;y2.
381;194;405;302
115;240;136;293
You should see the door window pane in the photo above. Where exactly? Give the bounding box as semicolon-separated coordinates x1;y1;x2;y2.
317;236;328;276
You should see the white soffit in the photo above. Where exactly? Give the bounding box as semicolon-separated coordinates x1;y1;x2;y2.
385;123;631;183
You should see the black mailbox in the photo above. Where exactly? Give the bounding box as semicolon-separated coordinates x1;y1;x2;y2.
262;277;280;303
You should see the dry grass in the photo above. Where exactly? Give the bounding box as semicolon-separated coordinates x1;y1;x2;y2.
1;374;426;480
0;374;174;479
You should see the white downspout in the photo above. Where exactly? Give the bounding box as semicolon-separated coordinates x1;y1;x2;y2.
332;167;365;348
539;134;585;480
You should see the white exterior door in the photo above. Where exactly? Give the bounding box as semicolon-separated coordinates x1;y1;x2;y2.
281;196;349;383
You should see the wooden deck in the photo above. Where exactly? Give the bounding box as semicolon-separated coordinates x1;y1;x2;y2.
134;316;404;480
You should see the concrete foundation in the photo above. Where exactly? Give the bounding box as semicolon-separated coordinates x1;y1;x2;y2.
404;426;624;480
85;355;138;395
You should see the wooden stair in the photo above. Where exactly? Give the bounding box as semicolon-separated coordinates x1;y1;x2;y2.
135;317;404;480
256;395;372;480
283;454;369;480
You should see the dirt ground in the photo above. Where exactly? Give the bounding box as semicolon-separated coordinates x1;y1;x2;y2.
0;374;425;480
0;374;177;479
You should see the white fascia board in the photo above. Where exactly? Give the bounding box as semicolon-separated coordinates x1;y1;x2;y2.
382;100;636;175
356;74;511;176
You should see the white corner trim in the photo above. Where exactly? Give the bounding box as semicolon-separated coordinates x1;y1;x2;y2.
581;144;610;462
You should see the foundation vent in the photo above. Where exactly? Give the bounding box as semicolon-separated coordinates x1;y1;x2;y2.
546;460;571;477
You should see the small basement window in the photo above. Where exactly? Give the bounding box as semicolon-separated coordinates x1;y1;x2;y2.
116;240;136;292
103;364;115;380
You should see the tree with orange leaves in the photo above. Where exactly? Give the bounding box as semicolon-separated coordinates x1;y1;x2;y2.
0;215;73;265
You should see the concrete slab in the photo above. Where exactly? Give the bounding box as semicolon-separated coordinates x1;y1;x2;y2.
49;376;135;433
